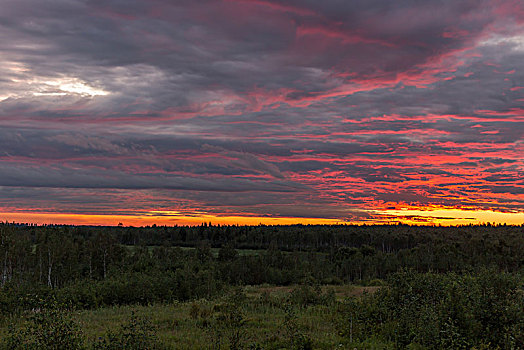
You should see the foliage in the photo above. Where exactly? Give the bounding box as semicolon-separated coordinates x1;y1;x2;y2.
93;311;164;350
2;223;524;314
337;269;524;349
282;303;313;350
202;288;248;350
3;300;85;350
288;284;336;308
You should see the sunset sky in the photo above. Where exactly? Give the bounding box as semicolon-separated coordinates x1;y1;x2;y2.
0;0;523;226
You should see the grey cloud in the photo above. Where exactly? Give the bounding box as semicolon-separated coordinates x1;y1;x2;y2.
201;144;284;179
0;163;303;192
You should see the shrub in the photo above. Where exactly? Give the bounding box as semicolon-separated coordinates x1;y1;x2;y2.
93;311;164;350
281;303;313;350
206;288;248;350
336;270;524;349
3;300;85;350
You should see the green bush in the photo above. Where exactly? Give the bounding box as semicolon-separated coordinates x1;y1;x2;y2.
289;284;336;307
281;303;313;350
93;311;164;350
206;288;248;350
337;270;524;349
3;300;85;350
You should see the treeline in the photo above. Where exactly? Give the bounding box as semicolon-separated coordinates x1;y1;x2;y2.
0;223;523;313
7;222;522;252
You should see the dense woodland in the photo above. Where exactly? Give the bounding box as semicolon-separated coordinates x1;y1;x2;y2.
0;222;522;348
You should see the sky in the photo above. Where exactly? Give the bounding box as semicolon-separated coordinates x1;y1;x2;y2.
0;0;523;226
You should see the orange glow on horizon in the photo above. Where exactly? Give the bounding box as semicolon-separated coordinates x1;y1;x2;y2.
0;212;344;226
371;208;524;226
0;208;522;227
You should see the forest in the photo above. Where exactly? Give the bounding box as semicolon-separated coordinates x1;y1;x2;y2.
0;222;522;349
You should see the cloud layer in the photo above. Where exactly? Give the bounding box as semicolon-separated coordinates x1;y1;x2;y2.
0;0;523;224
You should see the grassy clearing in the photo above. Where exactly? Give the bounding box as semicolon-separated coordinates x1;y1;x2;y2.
0;284;379;349
68;284;365;349
123;245;329;258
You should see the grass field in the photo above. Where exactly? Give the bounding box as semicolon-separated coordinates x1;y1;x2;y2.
54;284;374;349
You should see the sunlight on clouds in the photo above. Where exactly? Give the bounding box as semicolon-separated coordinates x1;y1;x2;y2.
2;74;108;100
480;33;524;51
1;59;109;100
38;78;109;97
374;208;524;226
